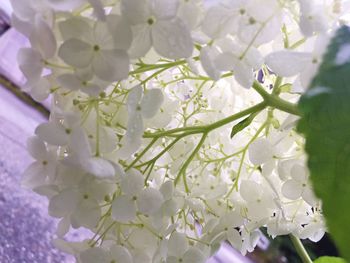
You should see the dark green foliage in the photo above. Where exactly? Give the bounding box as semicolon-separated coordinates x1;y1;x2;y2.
298;26;350;262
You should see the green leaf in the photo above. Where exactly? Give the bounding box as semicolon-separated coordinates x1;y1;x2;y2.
298;26;350;262
314;256;347;263
230;112;258;138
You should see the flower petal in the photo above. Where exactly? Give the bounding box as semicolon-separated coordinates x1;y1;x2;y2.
35;122;68;146
137;188;163;215
248;138;274;165
110;246;133;263
32;16;57;59
71;199;101;229
27;136;47;160
57;73;84;91
121;169;144;195
58;38;93;68
128;24;152;59
168;232;188;257
121;0;151;25
150;0;179;20
140;88;164;119
17;48;43;82
92;49;130;81
81;157;115;179
80;247;109;263
111;195;137;223
49;189;80;218
59;17;93;42
265;51;312;77
152;18;193;59
107;15;132;50
282;180;303;200
183;247;206;263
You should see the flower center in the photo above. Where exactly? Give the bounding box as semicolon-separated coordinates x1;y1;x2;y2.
147;17;156;25
93;45;100;52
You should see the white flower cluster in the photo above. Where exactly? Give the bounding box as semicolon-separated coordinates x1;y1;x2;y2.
11;0;349;262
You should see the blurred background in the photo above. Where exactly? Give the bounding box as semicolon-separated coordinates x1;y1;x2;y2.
0;1;340;262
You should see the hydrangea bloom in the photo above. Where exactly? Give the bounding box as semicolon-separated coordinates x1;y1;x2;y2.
9;0;350;262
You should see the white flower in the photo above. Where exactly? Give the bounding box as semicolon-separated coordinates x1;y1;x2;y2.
121;0;193;59
298;0;328;37
80;245;133;263
248;138;275;166
58;15;131;81
201;0;247;39
166;232;206;263
49;187;101;230
22;136;57;188
119;86;164;157
281;164;317;206
111;169;164;223
240;180;276;221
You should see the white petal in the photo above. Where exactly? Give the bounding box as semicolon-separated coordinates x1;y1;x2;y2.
35;122;68;146
152;18;193;59
81;157;115;179
21;162;46;188
69;128;92;158
110;245;133;263
202;6;236;39
200;46;221;80
150;0;179;20
111;195;137;223
121;169;144;195
265;51;312;77
11;14;33;37
80;247;109;263
248;138;274;165
282;180;303;200
87;0;105;20
32;16;57;59
59;17;93;42
227;228;242;250
232;61;254;89
168;232;188;257
56;217;70;238
46;0;84;11
160;181;174;200
183;248;205;263
27;136;47;160
290;164;307;181
58;39;93;68
49;189;80;218
57;74;83;91
121;0;151;25
214;52;236;71
240;180;263;203
128;24;152;59
17;48;43;82
10;0;36;21
107;15;132;50
127;85;143;112
92;49;130;81
137;188;164;215
126;112;144;143
141;89;164;119
71;199;101;229
93;20;115;50
30;77;51;102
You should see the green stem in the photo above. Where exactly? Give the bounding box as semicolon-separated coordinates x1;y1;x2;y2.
289;235;313;263
252;81;300;116
144;102;267;139
175;132;208;192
